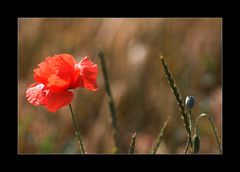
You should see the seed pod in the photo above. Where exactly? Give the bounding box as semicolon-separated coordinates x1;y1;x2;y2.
185;96;195;110
193;134;200;153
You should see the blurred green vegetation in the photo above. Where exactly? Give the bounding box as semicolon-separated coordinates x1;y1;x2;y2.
18;18;222;153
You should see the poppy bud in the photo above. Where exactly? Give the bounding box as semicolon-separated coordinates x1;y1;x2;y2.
193;134;200;153
185;96;195;110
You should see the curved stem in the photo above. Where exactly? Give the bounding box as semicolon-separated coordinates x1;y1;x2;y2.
195;113;222;154
69;104;86;154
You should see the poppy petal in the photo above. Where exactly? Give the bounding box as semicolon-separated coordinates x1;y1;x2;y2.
34;54;76;90
42;90;73;112
47;74;70;91
26;83;48;106
49;54;76;80
34;60;55;85
76;57;98;91
70;68;84;89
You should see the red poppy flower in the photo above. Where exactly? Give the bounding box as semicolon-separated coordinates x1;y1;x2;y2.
26;54;98;112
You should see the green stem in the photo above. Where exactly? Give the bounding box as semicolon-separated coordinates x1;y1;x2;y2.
152;116;170;154
98;50;121;152
195;113;222;154
69;104;86;154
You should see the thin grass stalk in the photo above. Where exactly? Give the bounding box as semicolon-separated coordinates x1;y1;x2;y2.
98;50;121;152
152;116;170;154
159;56;192;148
129;132;137;154
195;113;222;154
184;138;190;154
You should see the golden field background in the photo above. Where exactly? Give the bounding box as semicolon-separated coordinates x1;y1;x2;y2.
18;18;222;153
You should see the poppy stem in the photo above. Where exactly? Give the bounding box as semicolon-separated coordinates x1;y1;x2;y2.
98;50;121;153
69;104;86;154
195;113;222;154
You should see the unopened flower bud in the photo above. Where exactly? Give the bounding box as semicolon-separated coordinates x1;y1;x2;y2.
185;96;195;110
193;134;200;153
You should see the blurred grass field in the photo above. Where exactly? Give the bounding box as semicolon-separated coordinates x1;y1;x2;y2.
18;18;222;153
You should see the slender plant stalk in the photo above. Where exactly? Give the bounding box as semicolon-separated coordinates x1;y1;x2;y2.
69;104;86;154
195;113;222;154
185;109;196;154
184;109;193;154
98;50;121;152
129;132;137;154
160;56;192;149
184;138;190;154
188;110;192;133
152;116;170;154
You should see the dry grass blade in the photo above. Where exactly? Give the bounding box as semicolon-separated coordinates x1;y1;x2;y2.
129;132;137;154
160;56;192;147
152;116;170;154
98;50;121;153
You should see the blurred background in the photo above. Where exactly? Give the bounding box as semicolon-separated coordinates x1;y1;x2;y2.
18;18;222;154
